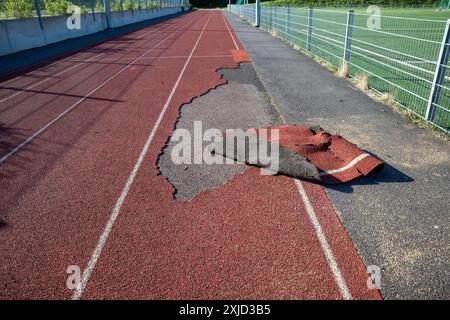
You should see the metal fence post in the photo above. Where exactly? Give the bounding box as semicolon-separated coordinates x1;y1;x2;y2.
271;5;274;32
343;10;354;64
120;0;124;16
34;0;43;30
103;0;111;28
426;19;450;121
263;4;266;30
90;0;96;21
307;8;313;51
285;6;290;40
255;0;260;27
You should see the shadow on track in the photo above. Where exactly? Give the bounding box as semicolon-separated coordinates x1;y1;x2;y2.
324;160;414;194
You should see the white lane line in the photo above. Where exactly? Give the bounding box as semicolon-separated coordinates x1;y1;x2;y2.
0;14;197;166
223;14;240;50
241;14;351;296
0;53;105;104
319;153;370;176
72;13;212;300
0;20;181;104
68;54;234;62
294;179;352;300
0;19;182;89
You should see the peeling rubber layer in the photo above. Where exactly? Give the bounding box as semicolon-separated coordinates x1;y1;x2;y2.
214;125;384;184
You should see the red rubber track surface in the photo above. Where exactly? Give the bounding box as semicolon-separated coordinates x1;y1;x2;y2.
0;11;381;300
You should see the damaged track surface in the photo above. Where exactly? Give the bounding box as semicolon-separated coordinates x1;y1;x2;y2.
224;11;450;299
1;10;379;299
157;63;282;201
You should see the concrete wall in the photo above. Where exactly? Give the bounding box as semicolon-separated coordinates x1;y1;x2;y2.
0;18;46;55
42;12;107;45
110;7;181;28
0;8;183;57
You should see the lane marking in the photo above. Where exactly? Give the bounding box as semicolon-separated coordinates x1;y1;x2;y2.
294;179;352;300
320;153;370;176
223;14;240;50
0;53;105;104
0;14;198;166
72;13;212;300
67;54;234;62
255;54;353;298
0;19;182;88
0;20;182;104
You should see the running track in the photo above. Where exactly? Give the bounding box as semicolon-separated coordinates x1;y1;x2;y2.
0;10;381;300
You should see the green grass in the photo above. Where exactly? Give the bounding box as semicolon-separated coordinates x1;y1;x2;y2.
238;4;450;132
262;1;450;20
313;7;450;20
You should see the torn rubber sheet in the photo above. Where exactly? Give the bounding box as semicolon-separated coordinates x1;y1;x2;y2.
211;125;384;184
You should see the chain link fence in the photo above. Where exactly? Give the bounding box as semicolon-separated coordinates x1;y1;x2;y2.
230;4;450;133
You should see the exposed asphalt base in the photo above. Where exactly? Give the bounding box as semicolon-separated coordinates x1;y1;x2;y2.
157;63;283;200
0;11;188;77
224;11;450;299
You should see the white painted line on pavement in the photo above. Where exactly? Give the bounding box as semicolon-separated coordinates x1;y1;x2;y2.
68;54;234;62
294;179;352;300
223;14;240;50
0;18;181;102
72;13;212;300
0;53;106;104
320;153;370;176
0;14;198;166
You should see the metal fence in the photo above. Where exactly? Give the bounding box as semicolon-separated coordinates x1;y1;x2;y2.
230;4;450;134
109;0;182;12
0;0;184;19
0;0;104;19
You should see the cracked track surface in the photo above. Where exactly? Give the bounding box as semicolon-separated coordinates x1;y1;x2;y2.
1;10;380;299
224;11;450;299
157;63;282;201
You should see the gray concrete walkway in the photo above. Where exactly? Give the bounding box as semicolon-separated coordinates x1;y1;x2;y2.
224;10;450;300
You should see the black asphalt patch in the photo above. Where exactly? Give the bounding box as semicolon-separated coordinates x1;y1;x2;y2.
157;63;283;201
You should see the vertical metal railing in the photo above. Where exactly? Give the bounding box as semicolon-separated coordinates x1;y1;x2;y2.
90;0;96;21
285;6;290;41
343;10;354;64
307;8;312;51
426;19;450;122
34;0;43;30
255;0;260;27
103;0;111;28
229;4;450;133
270;5;275;32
